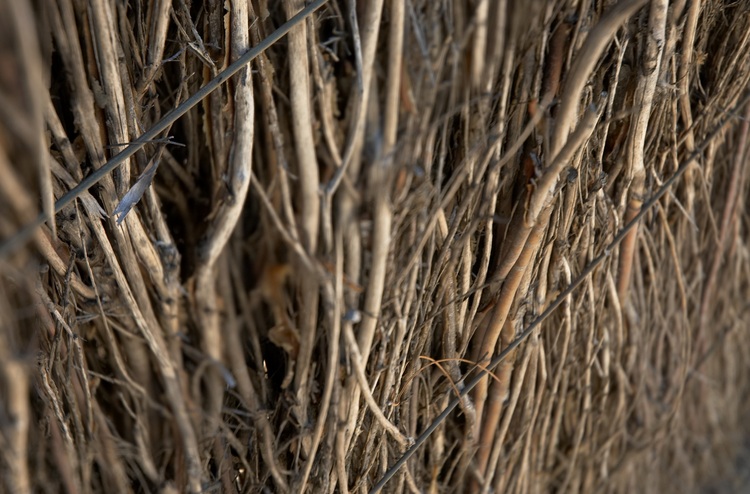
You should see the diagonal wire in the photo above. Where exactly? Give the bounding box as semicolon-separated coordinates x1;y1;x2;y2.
0;0;330;259
370;90;750;494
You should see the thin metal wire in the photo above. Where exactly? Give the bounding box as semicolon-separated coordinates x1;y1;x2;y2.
369;91;750;494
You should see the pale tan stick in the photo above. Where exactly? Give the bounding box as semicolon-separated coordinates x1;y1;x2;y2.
357;159;393;366
297;231;343;493
333;208;362;479
283;0;322;456
335;399;351;494
142;0;171;88
471;0;489;90
481;0;507;95
617;0;668;302
322;0;383;195
383;0;405;150
193;0;256;451
88;0;133;196
369;0;409;440
338;0;389;456
676;0;701;214
538;258;573;468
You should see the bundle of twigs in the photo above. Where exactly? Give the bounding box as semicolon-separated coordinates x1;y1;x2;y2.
2;0;750;492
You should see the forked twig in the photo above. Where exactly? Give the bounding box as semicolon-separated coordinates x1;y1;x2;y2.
0;0;330;259
369;91;750;494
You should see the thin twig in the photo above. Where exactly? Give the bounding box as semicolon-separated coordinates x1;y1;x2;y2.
344;323;411;447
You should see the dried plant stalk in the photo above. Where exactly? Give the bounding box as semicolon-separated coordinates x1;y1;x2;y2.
617;0;668;302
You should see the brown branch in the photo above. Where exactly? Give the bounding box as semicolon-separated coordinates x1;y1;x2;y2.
283;2;322;441
472;206;550;479
551;0;649;158
617;0;668;303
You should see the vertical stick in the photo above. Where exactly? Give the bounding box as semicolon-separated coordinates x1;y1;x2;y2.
617;0;668;302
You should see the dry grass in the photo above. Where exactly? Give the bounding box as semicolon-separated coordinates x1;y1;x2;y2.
1;0;750;493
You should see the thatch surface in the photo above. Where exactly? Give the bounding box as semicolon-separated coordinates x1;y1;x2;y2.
1;0;750;492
